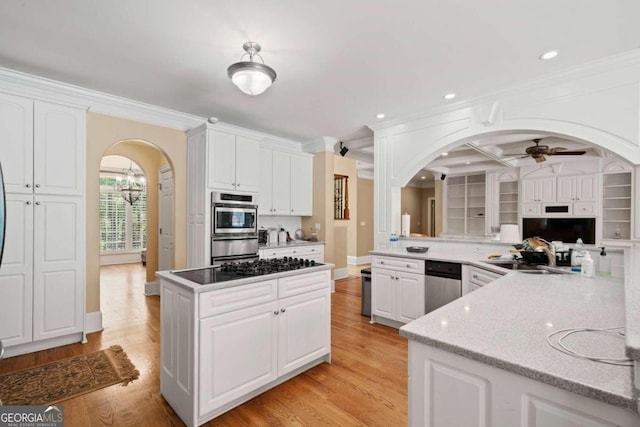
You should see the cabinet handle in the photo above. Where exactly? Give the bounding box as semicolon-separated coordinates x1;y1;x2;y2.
26;184;31;188
380;261;384;265
35;184;40;188
291;209;294;212
472;274;478;279
280;308;286;313
406;264;411;268
274;311;279;315
26;201;31;205
35;201;41;206
236;183;240;187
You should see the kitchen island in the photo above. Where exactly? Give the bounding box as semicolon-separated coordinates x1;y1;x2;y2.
370;248;640;425
157;259;333;427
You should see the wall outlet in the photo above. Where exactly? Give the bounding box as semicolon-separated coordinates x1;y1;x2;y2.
315;223;321;231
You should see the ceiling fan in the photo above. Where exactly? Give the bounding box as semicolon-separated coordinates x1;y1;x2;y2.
502;139;587;163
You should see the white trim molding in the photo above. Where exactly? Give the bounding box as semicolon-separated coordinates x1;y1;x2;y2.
85;311;104;334
348;255;371;265
333;267;349;281
145;280;160;296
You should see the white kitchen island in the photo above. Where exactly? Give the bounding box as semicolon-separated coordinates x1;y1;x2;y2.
157;261;332;427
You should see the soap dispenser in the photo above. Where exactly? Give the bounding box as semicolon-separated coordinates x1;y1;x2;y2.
580;252;595;278
598;247;611;278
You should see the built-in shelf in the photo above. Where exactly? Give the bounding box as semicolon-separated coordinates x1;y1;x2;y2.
499;181;519;227
446;173;485;236
602;172;632;239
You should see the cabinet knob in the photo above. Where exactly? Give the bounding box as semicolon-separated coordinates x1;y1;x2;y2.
406;264;411;268
26;184;31;188
291;209;294;212
472;274;478;279
35;184;40;188
273;311;279;315
26;201;31;205
280;308;286;313
35;201;41;206
380;261;384;265
236;183;240;187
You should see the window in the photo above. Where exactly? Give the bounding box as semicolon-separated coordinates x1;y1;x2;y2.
99;175;147;252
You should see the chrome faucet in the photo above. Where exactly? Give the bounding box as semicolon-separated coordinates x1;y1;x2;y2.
538;238;556;267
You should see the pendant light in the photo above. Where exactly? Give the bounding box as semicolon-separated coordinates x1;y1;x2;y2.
115;162;146;205
227;42;277;96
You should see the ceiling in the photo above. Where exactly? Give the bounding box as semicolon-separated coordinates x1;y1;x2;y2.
1;1;639;161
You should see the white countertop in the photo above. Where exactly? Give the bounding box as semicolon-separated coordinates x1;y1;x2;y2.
259;240;325;249
370;249;637;410
157;262;333;293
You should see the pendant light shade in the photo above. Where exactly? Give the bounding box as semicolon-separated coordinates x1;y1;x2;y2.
227;42;277;96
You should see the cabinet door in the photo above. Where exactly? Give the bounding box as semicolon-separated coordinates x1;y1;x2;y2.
33;101;85;196
0;194;33;346
271;151;291;215
258;148;274;215
372;269;396;319
538;177;556;202
556;176;575;202
521;180;538;203
575;174;597;202
234;135;261;193
207;129;236;190
199;301;278;415
0;92;33;194
290;153;313;216
278;289;330;376
32;196;84;340
396;272;425;323
522;203;541;216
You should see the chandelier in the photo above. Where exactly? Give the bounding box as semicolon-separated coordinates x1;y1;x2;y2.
227;41;277;96
115;163;146;205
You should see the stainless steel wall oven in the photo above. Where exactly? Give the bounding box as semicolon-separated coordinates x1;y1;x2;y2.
211;192;258;264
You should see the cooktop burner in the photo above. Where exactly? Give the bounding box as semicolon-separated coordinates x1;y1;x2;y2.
172;257;321;285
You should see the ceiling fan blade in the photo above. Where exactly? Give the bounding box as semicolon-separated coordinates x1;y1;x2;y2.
548;150;587;156
545;147;567;154
501;152;527;157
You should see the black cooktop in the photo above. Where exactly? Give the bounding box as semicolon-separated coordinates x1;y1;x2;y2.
172;257;322;285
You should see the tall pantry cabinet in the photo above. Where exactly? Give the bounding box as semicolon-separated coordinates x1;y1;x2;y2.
0;92;86;357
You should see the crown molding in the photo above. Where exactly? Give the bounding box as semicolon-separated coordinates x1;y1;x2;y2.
0;66;205;131
302;136;339;154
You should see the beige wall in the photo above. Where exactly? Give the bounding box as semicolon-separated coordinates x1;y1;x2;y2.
334;156;358;261
87;112;187;313
357;177;374;258
434;181;443;236
420;187;435;235
102;142;168;281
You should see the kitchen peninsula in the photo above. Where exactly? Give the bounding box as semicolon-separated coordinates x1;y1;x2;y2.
156;258;332;427
370;245;640;426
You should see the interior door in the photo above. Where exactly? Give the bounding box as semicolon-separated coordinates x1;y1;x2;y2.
158;166;174;272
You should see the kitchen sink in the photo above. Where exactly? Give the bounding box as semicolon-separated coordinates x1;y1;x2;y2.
482;261;575;275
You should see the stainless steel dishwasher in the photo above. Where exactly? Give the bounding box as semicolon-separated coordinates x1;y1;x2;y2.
425;260;462;313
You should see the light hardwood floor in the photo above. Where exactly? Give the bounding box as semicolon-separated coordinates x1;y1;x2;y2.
0;264;407;426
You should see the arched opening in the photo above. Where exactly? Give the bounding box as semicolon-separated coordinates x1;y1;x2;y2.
98;139;174;298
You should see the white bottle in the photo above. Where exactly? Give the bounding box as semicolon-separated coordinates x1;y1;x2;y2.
581;252;595;278
390;233;399;249
572;238;585;267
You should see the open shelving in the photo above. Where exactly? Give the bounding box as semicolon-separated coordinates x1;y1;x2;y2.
602;172;631;239
446;174;486;236
499;181;519;226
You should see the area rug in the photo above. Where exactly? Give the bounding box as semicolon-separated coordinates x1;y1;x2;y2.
0;345;139;405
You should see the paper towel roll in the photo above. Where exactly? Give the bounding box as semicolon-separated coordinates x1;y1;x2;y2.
401;213;411;237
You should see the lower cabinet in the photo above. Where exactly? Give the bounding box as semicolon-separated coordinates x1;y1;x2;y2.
462;265;505;295
408;341;640;427
160;269;331;426
371;255;426;326
259;244;325;263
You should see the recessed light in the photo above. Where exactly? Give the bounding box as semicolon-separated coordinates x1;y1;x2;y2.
539;50;558;60
441;152;448;156
465;161;470;165
443;93;456;100
376;113;385;119
421;176;426;179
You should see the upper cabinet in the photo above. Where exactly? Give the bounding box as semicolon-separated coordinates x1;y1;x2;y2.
0;95;84;196
259;148;313;216
521;174;598;217
521;177;556;204
208;130;261;193
557;175;597;203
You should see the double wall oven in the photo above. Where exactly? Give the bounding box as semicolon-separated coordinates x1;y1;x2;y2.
211;192;258;265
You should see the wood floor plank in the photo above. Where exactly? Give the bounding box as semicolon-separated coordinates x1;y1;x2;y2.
0;265;408;426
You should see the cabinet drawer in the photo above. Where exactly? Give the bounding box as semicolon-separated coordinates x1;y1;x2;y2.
279;270;330;299
301;245;323;255
468;266;504;287
373;256;425;274
199;279;277;318
261;247;303;259
522;203;541;216
574;202;596;215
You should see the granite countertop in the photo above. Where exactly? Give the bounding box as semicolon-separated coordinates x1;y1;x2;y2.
624;247;640;383
370;248;510;274
259;240;325;249
157;262;333;293
399;271;636;411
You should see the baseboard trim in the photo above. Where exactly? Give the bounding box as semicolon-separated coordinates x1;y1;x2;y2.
145;280;160;296
333;268;348;281
347;255;371;265
85;311;103;334
3;333;84;358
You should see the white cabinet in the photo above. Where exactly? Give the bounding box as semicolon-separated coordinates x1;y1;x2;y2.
0;93;85;357
522;175;598;217
160;270;331;426
208;130;260;193
557;175;597;203
602;172;632;240
259;148;313;216
463;265;505;295
521;177;556;203
371;256;426;326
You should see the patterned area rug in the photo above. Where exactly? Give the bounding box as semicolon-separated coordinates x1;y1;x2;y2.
0;345;139;405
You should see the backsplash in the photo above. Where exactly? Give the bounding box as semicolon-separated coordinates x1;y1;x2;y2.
258;216;302;235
